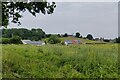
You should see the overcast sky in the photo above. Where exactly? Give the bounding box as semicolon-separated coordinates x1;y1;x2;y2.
8;2;118;39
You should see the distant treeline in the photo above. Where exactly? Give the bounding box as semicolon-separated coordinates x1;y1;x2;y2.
1;28;120;44
2;28;46;41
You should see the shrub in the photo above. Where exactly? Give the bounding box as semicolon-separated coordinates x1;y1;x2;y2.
75;32;80;38
30;36;39;41
103;39;110;42
10;36;22;44
86;34;93;40
48;36;61;44
2;36;22;44
2;38;11;44
63;33;68;37
115;37;120;43
46;34;51;38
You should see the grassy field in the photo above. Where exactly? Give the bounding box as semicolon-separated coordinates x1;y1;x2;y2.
0;44;2;79
2;43;119;78
43;37;100;44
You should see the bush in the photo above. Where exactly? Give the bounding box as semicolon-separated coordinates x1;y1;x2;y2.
2;38;11;44
2;36;22;44
86;34;93;40
103;39;110;42
83;37;86;39
0;38;1;44
46;34;51;38
30;36;39;41
48;36;61;44
63;33;68;37
10;36;22;44
75;32;80;38
116;37;120;43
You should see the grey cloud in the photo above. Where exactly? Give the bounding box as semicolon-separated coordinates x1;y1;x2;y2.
8;2;118;39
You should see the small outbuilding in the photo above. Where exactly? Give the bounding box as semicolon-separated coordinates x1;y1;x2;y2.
64;40;81;45
21;40;45;45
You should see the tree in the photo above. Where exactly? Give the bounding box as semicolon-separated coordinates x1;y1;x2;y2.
2;1;56;27
10;36;22;44
75;32;80;38
2;28;46;40
30;36;39;41
46;34;51;38
116;37;120;43
86;34;93;40
2;36;22;44
63;33;68;37
2;38;11;44
58;34;61;37
48;36;61;44
103;39;110;42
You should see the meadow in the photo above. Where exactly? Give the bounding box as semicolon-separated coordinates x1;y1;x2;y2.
2;43;119;78
0;44;2;79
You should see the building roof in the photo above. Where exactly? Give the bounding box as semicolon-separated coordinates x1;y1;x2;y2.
64;40;73;43
21;40;45;45
64;40;80;44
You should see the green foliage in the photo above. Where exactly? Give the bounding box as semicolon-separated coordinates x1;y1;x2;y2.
10;36;22;44
2;38;11;44
30;36;39;41
87;34;93;40
103;39;110;42
2;28;46;40
57;34;61;37
2;44;118;78
75;32;80;38
48;36;61;44
46;34;51;38
115;37;120;43
2;36;22;44
2;1;56;27
63;33;68;37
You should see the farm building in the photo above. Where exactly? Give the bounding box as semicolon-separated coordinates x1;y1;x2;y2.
64;40;81;45
21;40;45;45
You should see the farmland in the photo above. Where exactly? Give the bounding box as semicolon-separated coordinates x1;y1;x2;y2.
1;1;119;79
2;43;119;78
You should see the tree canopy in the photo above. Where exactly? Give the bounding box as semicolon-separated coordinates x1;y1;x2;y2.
115;37;120;43
86;34;93;40
75;32;80;38
2;28;46;40
2;1;56;27
48;35;61;44
63;33;68;37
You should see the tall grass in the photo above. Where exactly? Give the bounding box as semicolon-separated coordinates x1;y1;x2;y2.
2;44;118;78
0;44;2;79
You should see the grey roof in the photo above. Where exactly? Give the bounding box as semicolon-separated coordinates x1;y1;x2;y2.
21;40;45;45
27;41;44;45
64;40;73;43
